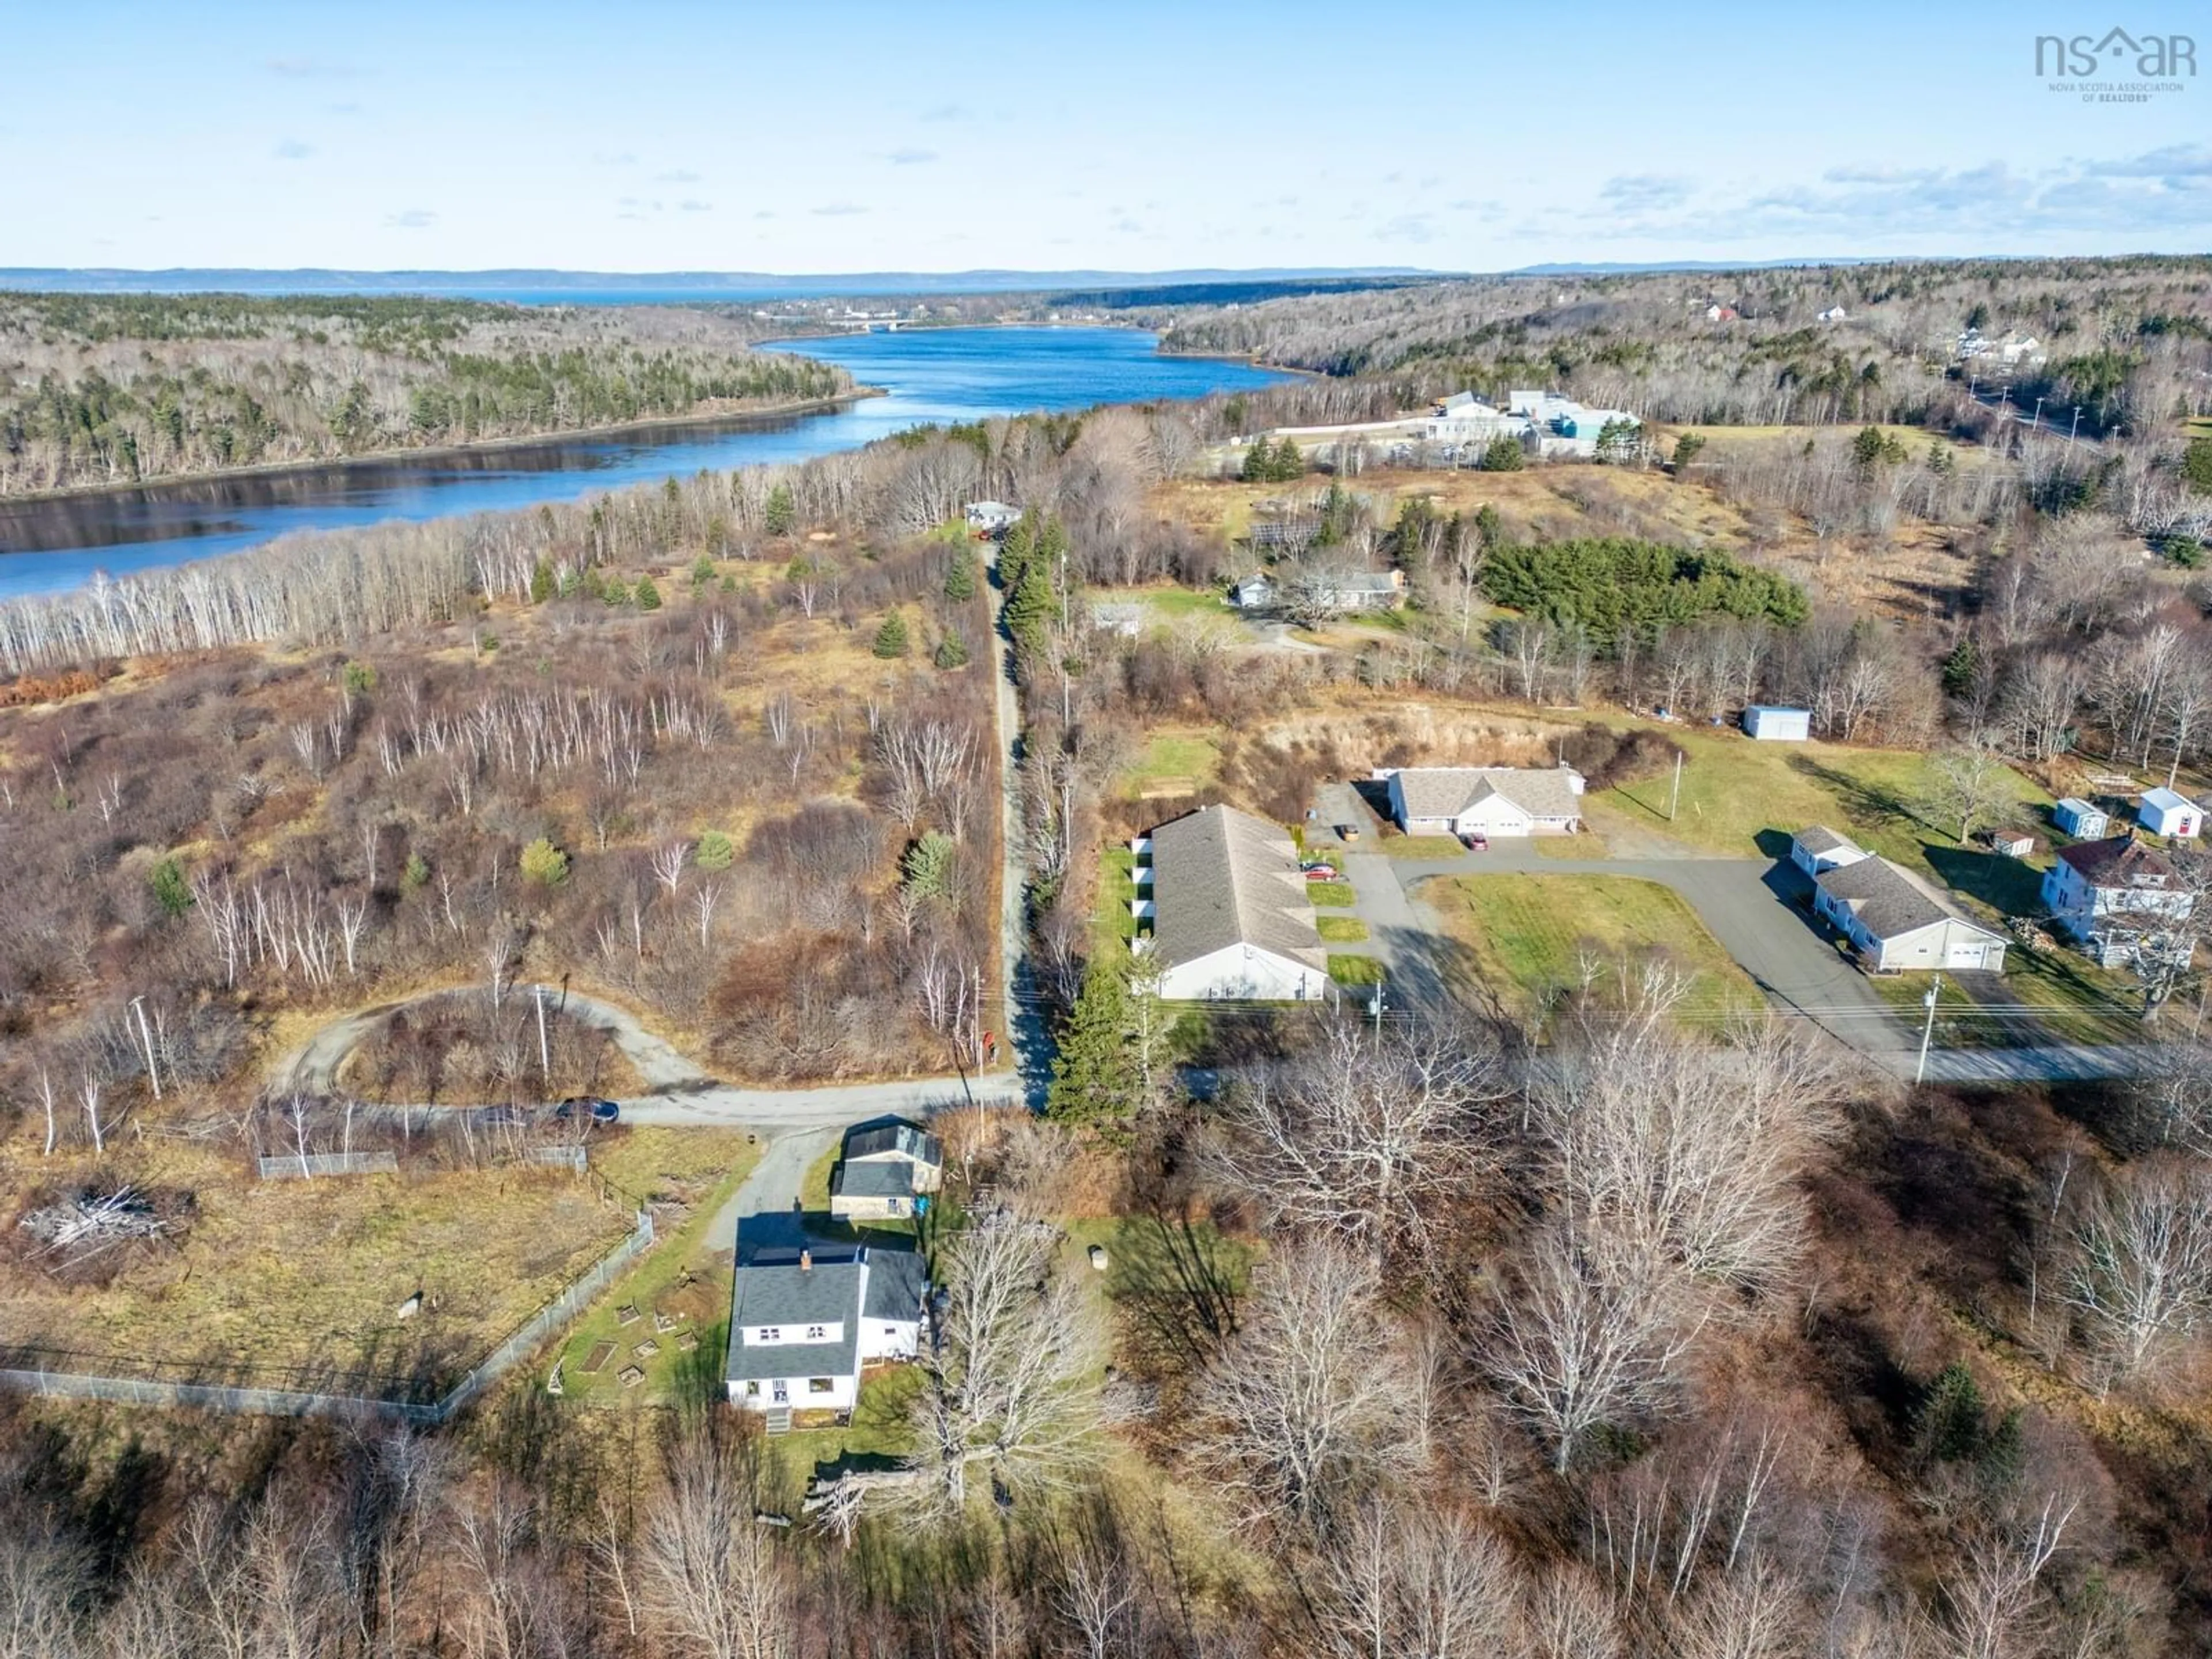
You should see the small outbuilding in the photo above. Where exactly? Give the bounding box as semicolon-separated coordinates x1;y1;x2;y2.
964;501;1020;537
1988;827;2040;859
1743;706;1812;742
2138;787;2203;839
829;1121;944;1222
2053;797;2109;839
1229;572;1276;610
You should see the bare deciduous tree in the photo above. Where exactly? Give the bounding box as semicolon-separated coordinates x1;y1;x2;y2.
1193;1235;1423;1528
639;1436;793;1659
897;1210;1104;1520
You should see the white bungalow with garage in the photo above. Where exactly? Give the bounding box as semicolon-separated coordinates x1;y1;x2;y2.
1789;825;1869;878
1813;856;2009;972
1135;805;1330;1002
725;1241;928;1423
1382;767;1585;837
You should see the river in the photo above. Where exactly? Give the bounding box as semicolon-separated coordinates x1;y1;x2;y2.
0;327;1287;600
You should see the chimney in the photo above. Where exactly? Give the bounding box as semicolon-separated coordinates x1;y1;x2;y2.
799;1248;812;1274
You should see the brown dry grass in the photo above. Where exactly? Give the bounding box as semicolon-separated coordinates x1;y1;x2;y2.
0;1132;641;1393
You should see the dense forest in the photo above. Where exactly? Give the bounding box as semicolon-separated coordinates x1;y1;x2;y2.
1156;257;2212;434
0;293;854;494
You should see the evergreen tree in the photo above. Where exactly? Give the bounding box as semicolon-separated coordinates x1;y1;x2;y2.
690;554;717;590
1594;418;1640;464
520;838;570;886
764;482;796;536
634;573;662;612
2185;437;2212;495
1941;636;1982;698
149;858;192;920
944;544;977;601
1479;433;1527;472
1474;502;1503;547
873;609;911;658
902;830;959;900
1671;432;1706;471
695;830;736;872
529;557;555;605
1046;955;1141;1142
1850;424;1889;474
934;634;971;669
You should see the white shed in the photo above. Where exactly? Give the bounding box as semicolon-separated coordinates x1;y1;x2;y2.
1743;706;1812;742
2139;787;2203;839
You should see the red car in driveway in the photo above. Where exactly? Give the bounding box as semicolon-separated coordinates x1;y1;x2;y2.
1461;832;1489;851
1302;862;1339;881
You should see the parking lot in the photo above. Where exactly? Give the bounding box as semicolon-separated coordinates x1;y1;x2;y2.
1303;780;1913;1051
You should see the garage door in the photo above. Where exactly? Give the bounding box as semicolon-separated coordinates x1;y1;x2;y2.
1945;942;1987;969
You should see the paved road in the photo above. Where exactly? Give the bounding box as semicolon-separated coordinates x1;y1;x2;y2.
1323;830;2162;1084
272;983;1022;1131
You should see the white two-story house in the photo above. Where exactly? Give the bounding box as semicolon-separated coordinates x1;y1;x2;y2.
724;1241;927;1422
2043;835;2196;967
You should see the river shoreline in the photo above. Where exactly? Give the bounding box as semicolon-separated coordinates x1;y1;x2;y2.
0;387;887;507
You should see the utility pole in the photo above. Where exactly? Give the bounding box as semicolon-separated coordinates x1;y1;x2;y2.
534;982;551;1079
2068;406;2082;447
1369;974;1386;1047
1915;971;1944;1085
129;995;161;1101
2030;395;2046;431
1668;749;1684;821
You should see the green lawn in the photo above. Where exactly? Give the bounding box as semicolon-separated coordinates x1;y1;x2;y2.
1096;844;1139;948
1122;731;1221;798
550;1130;763;1407
1866;942;2147;1049
1128;584;1232;620
1534;833;1608;859
1591;730;2055;911
1329;954;1384;986
1308;880;1356;907
1429;873;1763;1027
1316;915;1369;943
1378;834;1468;859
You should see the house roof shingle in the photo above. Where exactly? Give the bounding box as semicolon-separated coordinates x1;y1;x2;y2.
725;1241;927;1384
1147;805;1326;976
1792;825;1863;857
1814;856;2003;944
2056;835;2176;888
1392;767;1584;823
844;1123;942;1166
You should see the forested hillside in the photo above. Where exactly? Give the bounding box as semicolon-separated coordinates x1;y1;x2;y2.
0;293;854;494
1157;256;2212;433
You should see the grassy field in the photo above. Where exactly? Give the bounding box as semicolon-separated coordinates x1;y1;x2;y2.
1308;880;1356;907
1428;873;1764;1026
1316;915;1369;943
1591;729;2054;910
1122;731;1221;799
539;1130;761;1407
1378;834;1468;859
0;1138;650;1396
1329;954;1383;986
1865;943;2147;1048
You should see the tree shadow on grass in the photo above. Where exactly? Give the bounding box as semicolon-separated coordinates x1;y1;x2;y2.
1101;1208;1250;1380
1786;753;1944;844
1923;844;2046;919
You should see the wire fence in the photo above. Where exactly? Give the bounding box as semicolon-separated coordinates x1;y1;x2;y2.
0;1203;657;1425
256;1151;401;1179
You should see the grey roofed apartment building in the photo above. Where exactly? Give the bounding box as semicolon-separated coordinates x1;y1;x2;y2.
1142;804;1330;1002
724;1241;928;1418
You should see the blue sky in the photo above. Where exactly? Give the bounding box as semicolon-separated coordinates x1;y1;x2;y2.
3;1;2206;270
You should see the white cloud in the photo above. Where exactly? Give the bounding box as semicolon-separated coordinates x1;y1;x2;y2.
811;202;868;217
1600;173;1695;212
272;139;315;161
384;209;437;229
264;56;360;79
679;199;712;213
656;168;702;183
888;146;937;165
